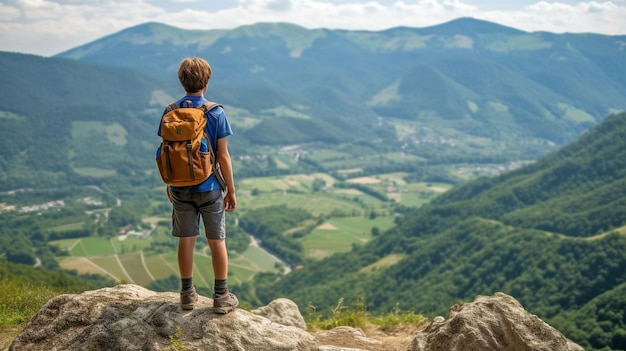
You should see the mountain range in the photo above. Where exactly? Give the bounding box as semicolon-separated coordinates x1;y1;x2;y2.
57;17;626;145
2;17;626;189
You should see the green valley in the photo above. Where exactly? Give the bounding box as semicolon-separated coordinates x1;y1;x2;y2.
2;17;626;350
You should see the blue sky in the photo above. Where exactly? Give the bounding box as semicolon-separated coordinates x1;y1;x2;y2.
1;0;625;56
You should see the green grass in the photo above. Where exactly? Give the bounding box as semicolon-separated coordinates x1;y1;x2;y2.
240;192;366;217
557;103;595;124
484;33;552;53
236;245;283;271
303;216;396;258
47;221;85;232
238;173;337;193
73;167;117;177
90;256;128;282
50;238;82;250
306;297;428;331
119;253;153;286
333;216;396;233
78;237;117;256
144;254;178;280
0;279;56;329
227;265;256;285
70;240;89;256
359;254;406;274
71;121;127;146
306;150;352;163
0;279;61;349
112;236;153;253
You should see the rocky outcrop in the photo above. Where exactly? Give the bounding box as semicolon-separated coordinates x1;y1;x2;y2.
408;292;584;351
8;284;316;351
8;286;585;351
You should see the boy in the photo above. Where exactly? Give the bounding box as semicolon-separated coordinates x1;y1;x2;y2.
158;57;238;314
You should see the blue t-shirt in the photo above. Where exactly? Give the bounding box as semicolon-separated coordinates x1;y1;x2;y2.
157;95;233;193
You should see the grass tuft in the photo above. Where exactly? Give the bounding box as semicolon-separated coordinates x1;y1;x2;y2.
306;297;428;332
0;278;59;348
0;278;57;329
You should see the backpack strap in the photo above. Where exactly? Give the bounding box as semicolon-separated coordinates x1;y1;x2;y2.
164;102;177;114
200;101;221;112
200;102;228;191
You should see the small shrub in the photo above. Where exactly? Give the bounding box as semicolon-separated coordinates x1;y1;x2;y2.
369;303;428;331
169;326;188;351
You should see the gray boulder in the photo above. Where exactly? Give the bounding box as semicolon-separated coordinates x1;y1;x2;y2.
408;292;584;351
251;297;307;330
8;284;316;351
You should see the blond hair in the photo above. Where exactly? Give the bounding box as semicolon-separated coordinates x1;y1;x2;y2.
178;57;212;93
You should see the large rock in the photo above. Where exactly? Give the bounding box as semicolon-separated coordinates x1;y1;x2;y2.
408;292;584;351
8;284;317;351
250;297;307;330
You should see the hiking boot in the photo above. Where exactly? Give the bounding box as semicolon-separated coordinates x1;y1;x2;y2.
180;286;198;310
213;289;238;314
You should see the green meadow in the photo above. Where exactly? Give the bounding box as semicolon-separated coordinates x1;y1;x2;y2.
304;216;397;259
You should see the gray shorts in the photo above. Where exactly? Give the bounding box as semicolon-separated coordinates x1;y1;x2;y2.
170;189;225;240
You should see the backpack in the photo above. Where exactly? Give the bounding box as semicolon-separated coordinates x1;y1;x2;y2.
156;100;224;187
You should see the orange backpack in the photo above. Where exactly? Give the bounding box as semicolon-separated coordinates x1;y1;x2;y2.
156;100;221;187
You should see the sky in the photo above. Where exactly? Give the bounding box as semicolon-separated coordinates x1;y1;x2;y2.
1;0;625;56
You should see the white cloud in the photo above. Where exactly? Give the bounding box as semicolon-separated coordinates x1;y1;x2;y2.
0;0;625;56
496;1;626;34
0;0;165;55
0;3;20;21
165;0;479;31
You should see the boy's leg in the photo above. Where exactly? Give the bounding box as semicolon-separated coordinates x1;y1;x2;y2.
208;239;228;280
209;239;238;314
169;190;201;310
200;191;239;313
178;236;197;279
208;239;231;297
178;236;198;310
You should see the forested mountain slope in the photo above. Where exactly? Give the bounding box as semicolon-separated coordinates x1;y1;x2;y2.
255;111;626;351
0;52;169;190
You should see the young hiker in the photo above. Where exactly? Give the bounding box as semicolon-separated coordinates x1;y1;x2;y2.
157;57;238;313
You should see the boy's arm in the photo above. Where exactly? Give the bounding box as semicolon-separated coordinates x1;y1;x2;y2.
217;137;236;212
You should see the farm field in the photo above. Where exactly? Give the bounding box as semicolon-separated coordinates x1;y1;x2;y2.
53;234;284;290
237;172;452;216
304;216;397;259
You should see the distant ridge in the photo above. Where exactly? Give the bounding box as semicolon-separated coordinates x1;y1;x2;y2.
417;17;525;35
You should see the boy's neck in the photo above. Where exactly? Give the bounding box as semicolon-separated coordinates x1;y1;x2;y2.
186;86;206;97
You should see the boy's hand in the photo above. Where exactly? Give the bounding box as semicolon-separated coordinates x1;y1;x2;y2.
224;192;237;212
